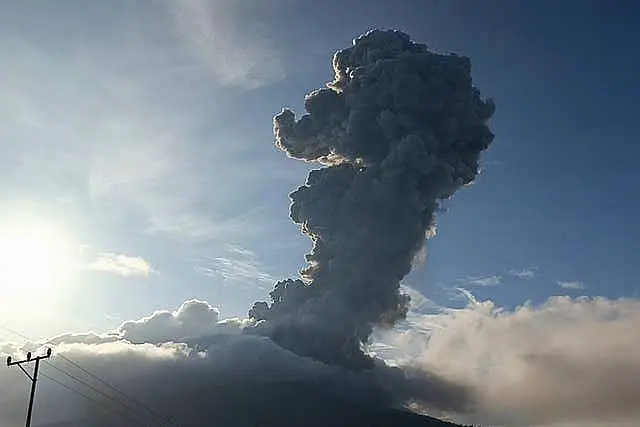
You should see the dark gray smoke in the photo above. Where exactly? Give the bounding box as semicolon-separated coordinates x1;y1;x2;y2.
249;30;495;370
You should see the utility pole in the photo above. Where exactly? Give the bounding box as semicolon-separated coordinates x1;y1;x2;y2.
6;348;52;427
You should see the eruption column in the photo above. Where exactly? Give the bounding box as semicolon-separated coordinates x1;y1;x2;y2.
250;30;495;370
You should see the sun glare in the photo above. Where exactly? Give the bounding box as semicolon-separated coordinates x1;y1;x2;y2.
0;220;75;297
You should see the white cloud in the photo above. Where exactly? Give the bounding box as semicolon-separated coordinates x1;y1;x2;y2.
400;285;442;313
118;299;248;344
0;27;269;243
509;268;536;280
195;245;275;290
453;287;480;306
210;257;274;284
557;280;586;290
88;252;154;277
82;73;233;240
47;331;121;347
463;274;503;287
45;300;249;349
164;0;285;88
376;293;640;427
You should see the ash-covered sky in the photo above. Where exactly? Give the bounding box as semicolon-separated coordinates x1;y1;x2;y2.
0;1;639;427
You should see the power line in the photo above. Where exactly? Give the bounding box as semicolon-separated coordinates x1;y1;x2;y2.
0;322;180;426
0;323;32;341
6;348;52;427
39;371;148;427
43;361;162;426
56;353;179;427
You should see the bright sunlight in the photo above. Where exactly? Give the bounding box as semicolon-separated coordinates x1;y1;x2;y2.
0;219;76;297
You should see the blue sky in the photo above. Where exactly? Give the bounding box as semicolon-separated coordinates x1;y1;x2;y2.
0;0;638;340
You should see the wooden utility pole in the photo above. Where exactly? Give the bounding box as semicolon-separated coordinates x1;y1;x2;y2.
6;348;52;427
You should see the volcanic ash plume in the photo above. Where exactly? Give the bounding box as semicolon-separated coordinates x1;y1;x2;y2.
250;30;495;370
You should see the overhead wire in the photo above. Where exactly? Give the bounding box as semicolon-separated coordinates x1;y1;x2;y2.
39;370;148;427
0;322;31;341
42;360;164;426
0;321;181;426
55;352;180;427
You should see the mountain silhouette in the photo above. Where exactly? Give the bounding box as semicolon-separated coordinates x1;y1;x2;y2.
37;379;469;427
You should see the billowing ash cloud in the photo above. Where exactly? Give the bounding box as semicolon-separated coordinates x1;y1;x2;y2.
0;302;468;427
4;294;640;427
249;29;494;369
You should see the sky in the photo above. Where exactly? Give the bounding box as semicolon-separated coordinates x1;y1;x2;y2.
0;1;639;427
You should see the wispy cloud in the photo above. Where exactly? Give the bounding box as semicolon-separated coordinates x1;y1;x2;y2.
463;275;503;287
400;285;442;314
195;245;275;290
0;30;268;242
509;267;536;280
454;287;480;306
89;253;155;277
557;280;586;290
164;0;285;88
